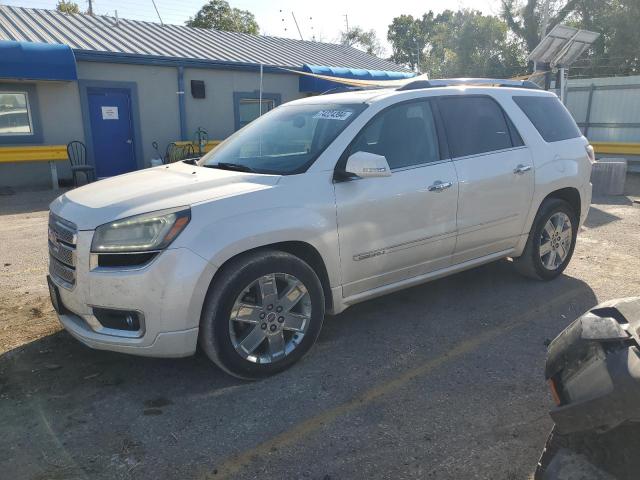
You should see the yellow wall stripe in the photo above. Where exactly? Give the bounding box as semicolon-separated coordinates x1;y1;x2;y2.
591;142;640;156
0;145;67;163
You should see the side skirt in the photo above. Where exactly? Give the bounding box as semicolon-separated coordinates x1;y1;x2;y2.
330;248;514;315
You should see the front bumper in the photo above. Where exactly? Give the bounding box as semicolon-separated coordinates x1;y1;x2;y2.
50;229;216;358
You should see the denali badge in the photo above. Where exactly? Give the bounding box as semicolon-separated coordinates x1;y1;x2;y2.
353;249;386;261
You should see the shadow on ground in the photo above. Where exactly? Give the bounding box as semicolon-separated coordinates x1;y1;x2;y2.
0;259;598;480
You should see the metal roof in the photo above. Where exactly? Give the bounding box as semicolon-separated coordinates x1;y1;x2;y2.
0;6;410;72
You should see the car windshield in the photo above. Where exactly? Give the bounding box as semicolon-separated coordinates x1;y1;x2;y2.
199;102;366;175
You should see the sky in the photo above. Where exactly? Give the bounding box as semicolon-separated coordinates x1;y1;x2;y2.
3;0;500;54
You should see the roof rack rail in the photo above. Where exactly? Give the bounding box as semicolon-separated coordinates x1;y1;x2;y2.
397;78;541;91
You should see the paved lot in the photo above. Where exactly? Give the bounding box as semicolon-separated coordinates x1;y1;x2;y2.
1;177;639;480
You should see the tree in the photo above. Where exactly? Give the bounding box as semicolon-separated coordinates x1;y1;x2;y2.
340;27;383;56
439;10;526;78
387;13;436;71
567;0;640;76
500;0;581;53
186;0;259;35
387;10;526;77
502;0;640;76
56;0;80;14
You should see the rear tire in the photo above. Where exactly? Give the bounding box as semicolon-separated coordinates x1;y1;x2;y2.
514;198;578;280
199;250;325;380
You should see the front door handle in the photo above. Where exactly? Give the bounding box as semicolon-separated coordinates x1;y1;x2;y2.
513;164;532;174
427;181;453;192
126;139;133;144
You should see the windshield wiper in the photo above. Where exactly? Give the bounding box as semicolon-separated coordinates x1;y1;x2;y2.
204;162;257;173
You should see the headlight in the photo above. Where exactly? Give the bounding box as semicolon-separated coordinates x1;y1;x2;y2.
91;207;191;253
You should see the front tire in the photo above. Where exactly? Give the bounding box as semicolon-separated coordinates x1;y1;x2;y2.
199;250;325;380
514;198;578;280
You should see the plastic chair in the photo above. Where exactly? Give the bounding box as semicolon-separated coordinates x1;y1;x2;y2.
66;141;95;186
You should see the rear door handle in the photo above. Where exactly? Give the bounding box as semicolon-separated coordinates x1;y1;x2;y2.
514;164;532;174
427;181;453;192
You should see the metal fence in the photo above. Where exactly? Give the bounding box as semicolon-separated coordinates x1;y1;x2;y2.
565;75;640;143
564;75;640;171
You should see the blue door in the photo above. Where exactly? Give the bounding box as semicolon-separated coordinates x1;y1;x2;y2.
87;88;137;177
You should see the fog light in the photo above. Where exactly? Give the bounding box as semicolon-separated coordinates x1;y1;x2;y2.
93;307;142;332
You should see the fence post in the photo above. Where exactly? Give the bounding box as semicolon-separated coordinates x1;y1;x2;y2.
584;83;596;138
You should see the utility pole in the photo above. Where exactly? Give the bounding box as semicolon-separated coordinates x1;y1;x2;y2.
343;14;349;33
87;0;94;16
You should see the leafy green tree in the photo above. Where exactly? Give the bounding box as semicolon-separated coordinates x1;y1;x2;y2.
340;27;383;56
604;0;640;75
388;10;526;78
56;0;80;14
502;0;640;75
500;0;581;52
186;0;259;35
387;13;437;70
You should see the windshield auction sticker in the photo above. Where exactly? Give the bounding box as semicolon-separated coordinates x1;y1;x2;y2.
313;110;353;120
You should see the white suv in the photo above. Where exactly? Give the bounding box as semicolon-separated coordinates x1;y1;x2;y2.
47;79;593;379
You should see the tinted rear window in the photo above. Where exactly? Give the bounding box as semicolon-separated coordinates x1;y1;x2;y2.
513;96;581;142
438;96;514;158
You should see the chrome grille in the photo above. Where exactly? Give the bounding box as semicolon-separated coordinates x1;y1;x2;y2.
49;239;74;266
50;257;75;286
48;213;77;288
49;213;76;245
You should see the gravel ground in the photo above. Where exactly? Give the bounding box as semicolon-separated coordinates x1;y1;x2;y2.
1;176;639;480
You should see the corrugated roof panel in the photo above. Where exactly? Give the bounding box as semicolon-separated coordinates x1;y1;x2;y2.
0;5;410;72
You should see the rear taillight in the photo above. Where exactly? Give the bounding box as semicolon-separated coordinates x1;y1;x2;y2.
585;144;596;164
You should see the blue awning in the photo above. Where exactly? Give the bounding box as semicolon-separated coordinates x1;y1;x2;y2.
0;40;77;81
299;64;415;93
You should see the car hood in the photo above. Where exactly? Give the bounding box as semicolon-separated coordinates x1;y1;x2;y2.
50;162;280;230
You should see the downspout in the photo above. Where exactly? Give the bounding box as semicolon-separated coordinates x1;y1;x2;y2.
177;66;187;141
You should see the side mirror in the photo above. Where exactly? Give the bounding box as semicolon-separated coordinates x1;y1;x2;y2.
345;151;391;178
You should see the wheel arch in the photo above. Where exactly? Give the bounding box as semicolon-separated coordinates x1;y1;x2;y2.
516;185;582;257
204;241;334;312
543;187;581;220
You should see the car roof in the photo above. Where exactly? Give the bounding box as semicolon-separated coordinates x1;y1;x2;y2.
286;84;556;107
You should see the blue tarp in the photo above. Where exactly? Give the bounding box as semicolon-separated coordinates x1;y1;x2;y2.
0;40;77;81
299;64;415;93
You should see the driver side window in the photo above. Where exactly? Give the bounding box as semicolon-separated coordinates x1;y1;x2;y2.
348;100;440;170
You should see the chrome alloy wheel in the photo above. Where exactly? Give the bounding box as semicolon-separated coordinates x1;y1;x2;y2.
540;212;573;271
229;273;312;364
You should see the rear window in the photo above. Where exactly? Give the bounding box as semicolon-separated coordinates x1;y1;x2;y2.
438;96;515;158
513;96;581;143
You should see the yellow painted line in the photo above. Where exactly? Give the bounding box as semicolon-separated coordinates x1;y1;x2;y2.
0;145;67;163
207;287;584;480
591;142;640;156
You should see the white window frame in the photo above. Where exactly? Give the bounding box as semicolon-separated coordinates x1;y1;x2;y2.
0;91;34;137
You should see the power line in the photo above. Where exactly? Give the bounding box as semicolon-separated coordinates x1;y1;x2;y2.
150;0;163;26
291;11;303;41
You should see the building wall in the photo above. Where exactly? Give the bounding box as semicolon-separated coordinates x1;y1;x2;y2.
183;68;303;141
0;79;83;188
1;61;306;189
76;61;181;166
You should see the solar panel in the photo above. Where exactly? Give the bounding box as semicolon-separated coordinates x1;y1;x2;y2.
527;24;600;67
